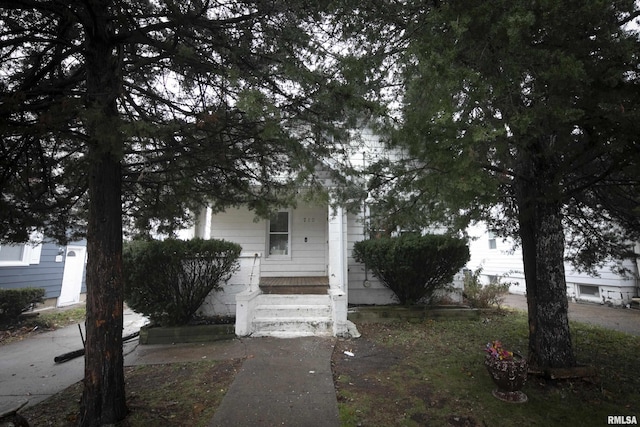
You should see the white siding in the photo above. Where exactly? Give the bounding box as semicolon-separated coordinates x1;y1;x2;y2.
467;222;640;305
208;207;266;254
206;205;327;278
197;253;262;317
262;205;327;277
341;129;407;305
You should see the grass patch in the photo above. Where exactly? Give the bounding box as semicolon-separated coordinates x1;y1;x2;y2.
30;307;87;329
333;310;640;426
1;306;86;345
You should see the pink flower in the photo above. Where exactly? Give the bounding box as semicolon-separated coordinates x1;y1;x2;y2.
484;340;514;361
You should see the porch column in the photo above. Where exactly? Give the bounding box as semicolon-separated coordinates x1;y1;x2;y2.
328;205;348;294
193;205;212;239
328;204;349;336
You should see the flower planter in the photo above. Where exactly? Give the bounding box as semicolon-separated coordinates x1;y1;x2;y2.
139;323;235;345
484;352;528;403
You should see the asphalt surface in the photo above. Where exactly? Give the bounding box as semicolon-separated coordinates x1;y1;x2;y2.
503;293;640;336
0;294;638;425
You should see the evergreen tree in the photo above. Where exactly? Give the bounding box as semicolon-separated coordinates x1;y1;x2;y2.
0;1;370;424
370;1;640;368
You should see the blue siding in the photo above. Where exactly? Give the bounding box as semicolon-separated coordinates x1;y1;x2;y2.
0;241;86;299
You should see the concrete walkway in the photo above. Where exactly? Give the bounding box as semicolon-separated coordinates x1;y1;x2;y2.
208;337;339;427
126;337;340;426
1;307;340;426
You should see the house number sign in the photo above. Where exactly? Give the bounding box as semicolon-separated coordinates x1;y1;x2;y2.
303;217;316;223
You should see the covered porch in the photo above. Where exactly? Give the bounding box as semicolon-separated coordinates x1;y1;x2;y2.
193;202;350;337
233;206;349;338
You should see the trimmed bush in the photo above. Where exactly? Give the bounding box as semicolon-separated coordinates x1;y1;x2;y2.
123;238;241;326
0;287;45;323
353;234;470;305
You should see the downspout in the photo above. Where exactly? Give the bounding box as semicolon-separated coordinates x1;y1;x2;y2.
635;242;640;297
362;151;371;288
338;206;347;296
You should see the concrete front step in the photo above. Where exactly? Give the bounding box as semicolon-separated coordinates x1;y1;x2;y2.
251;317;333;338
250;294;333;337
255;294;331;305
253;304;331;319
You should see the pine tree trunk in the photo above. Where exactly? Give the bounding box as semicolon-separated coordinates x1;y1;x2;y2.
79;2;128;425
519;199;576;369
515;140;576;370
80;152;127;426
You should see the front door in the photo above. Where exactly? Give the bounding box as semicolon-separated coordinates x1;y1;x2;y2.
262;206;328;277
58;246;86;307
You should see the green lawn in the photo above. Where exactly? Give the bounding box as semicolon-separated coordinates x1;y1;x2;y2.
334;310;640;426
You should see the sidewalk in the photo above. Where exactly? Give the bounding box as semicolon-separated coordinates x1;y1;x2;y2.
0;306;147;409
210;337;339;426
1;307;340;426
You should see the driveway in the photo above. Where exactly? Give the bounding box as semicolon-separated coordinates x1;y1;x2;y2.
502;293;640;336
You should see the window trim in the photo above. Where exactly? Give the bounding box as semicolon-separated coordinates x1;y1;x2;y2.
0;243;42;267
488;231;497;250
578;284;600;298
267;210;292;259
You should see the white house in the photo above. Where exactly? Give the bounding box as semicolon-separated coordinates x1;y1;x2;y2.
180;123;640;338
181;128;464;338
466;222;640;306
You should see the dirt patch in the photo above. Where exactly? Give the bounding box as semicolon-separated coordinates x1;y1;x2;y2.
0;322;53;345
333;331;401;381
331;322;498;426
332;323;441;426
0;307;86;346
19;359;242;426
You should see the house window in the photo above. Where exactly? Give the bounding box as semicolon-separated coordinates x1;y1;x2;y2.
579;284;599;297
488;231;497;250
268;211;290;256
0;232;43;267
0;244;25;262
0;244;32;266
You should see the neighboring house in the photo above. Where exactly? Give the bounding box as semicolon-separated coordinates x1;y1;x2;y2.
466;222;640;306
0;239;87;309
183;128;464;338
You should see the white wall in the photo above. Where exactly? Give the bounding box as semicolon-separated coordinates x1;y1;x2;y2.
262;204;327;277
467;222;640;305
197;253;261;317
202;205;328;278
